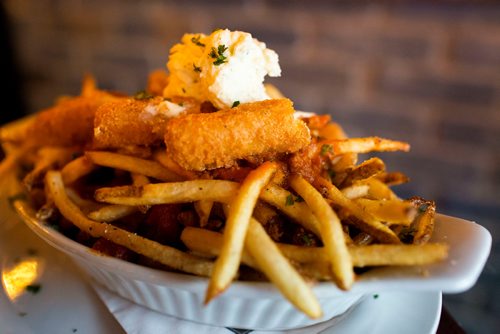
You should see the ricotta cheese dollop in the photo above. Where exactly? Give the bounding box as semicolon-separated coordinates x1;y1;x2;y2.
163;29;281;109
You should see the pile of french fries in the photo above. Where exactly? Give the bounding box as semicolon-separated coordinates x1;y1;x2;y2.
0;83;448;319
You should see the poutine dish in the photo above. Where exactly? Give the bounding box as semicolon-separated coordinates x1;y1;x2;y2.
1;29;450;321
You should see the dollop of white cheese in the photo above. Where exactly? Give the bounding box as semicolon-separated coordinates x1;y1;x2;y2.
163;29;281;109
142;100;187;119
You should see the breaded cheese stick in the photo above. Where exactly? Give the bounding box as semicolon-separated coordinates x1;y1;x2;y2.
164;98;311;171
93;97;201;149
24;96;113;148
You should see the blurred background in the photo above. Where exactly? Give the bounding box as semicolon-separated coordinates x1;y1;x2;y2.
1;1;498;333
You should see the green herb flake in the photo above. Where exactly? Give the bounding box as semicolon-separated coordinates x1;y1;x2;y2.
373;294;379;299
231;101;240;108
191;35;205;47
418;203;429;213
320;144;333;156
210;44;228;66
133;90;154;100
18;312;27;317
327;169;336;180
193;63;202;73
26;284;42;294
302;234;313;246
72;329;78;333
285;194;295;206
294;195;304;203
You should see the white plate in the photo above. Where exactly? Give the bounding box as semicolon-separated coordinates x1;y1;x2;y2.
0;214;442;334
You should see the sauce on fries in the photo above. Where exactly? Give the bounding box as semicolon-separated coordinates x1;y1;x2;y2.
0;29;448;318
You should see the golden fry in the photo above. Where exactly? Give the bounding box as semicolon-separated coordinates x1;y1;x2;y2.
44;170;213;276
290;175;354;290
245;219;322;318
85;151;183;181
95;180;239;206
316;177;401;244
61;155;96;185
205;162;277;303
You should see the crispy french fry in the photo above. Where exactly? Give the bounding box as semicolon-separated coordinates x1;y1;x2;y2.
61;155;96;184
354;198;416;226
318;137;410;155
245;219;322;318
361;177;398;200
43;170;213;276
376;171;409;186
88;172;151;221
181;227;448;269
290;174;354;290
259;184;321;236
153;149;197;180
341;184;369;199
88;204;137;222
23;147;75;190
85;151;183;182
205;162;277;303
194;200;214;227
264;83;284;99
410;198;436;245
95;180;239;206
340;157;385;188
316;177;400;244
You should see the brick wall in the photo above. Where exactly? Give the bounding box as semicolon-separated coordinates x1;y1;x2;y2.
4;1;500;333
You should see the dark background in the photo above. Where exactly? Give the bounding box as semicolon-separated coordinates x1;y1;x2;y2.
1;1;499;333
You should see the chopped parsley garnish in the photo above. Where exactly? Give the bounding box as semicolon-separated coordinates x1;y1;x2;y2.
191;35;205;47
133;90;154;100
302;234;313;246
373;294;379;299
327;169;336;180
26;284;42;294
418;203;429;213
72;329;78;333
210;45;228;66
285;194;304;206
320;144;333;156
18;312;27;317
193;63;202;72
231;101;240;108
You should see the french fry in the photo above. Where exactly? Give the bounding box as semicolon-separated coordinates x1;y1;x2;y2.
376;171;409;186
361;177;398;200
43;170;213;276
354;198;416;226
316;177;400;244
95;180;239;206
85;151;183;182
341;184;369;199
340;157;385;188
410;197;436;245
181;227;448;269
205;162;277;303
290;174;354;290
61;155;96;184
88;204;137;222
23;147;75;190
317;137;410;155
259;184;321;236
245;219;322;318
153;149;198;180
194;200;214;227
